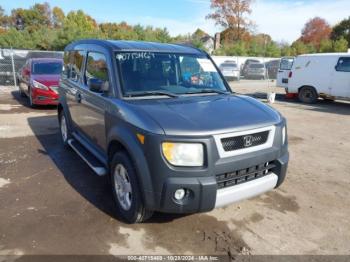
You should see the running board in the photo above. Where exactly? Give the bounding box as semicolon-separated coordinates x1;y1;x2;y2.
68;139;107;176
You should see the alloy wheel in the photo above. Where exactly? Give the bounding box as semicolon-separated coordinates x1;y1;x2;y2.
114;164;133;211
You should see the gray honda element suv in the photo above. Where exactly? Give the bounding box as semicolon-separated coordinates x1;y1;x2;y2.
58;39;289;223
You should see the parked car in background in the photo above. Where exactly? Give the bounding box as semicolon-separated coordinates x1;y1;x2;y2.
245;63;267;80
265;59;280;79
58;39;289;223
241;59;260;77
17;58;63;107
282;53;350;103
276;57;295;88
219;60;240;81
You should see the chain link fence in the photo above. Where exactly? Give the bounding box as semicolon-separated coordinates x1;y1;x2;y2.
0;48;63;87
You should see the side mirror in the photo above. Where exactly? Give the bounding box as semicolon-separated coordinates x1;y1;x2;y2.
88;78;109;93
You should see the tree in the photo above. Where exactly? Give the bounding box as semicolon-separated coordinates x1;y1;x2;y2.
333;37;348;52
291;40;316;55
52;10;100;50
206;0;254;41
300;17;332;49
276;42;293;56
192;28;208;39
331;17;350;48
52;7;65;28
32;2;51;27
319;39;333;53
11;3;52;31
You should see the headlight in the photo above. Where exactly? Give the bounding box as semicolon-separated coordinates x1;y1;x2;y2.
32;80;48;90
162;142;204;167
282;126;286;144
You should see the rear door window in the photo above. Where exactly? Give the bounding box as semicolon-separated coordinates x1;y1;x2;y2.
336;57;350;72
279;58;294;70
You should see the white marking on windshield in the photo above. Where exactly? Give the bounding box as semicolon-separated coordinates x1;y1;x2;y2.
116;52;156;61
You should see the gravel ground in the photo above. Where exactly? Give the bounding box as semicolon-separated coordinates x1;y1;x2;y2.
0;81;349;258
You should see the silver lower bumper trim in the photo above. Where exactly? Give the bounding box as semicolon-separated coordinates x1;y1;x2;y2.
215;173;278;208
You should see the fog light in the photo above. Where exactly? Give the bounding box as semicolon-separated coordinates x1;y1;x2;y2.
174;189;186;200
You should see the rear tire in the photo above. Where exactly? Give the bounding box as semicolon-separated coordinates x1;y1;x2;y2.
110;151;153;223
59;111;71;148
298;86;318;104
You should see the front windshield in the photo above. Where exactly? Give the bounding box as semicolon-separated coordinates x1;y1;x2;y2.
32;62;62;75
116;52;228;96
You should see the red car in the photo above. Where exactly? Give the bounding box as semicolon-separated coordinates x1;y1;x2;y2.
17;58;63;107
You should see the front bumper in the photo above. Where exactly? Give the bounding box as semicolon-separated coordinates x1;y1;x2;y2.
32;87;59;105
215;173;277;208
143;124;289;213
155;151;288;213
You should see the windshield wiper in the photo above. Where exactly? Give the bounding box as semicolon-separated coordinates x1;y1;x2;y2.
126;91;178;98
184;88;230;95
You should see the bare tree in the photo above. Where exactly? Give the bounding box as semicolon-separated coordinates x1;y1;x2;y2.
206;0;254;41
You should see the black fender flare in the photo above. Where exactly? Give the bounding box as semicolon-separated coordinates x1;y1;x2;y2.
107;126;156;210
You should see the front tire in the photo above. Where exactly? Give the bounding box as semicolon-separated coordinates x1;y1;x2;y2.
29;87;35;108
110;151;153;223
298;86;318;104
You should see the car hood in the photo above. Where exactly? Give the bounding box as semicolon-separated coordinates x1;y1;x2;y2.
126;94;281;136
31;74;60;87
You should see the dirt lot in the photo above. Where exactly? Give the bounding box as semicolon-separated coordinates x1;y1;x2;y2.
0;81;349;257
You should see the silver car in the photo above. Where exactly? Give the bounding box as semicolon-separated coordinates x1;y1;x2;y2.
246;63;267;80
219;61;240;81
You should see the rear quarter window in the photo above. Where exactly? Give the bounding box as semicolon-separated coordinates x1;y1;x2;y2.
336;57;350;72
63;51;85;82
71;51;85;82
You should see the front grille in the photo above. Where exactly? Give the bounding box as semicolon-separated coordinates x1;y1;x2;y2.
216;161;276;189
221;131;269;152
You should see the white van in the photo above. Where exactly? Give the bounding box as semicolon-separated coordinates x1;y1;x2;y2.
277;54;350;103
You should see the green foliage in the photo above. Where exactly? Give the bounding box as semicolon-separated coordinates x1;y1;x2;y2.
11;3;52;31
331;17;350;47
213;40;281;57
0;3;173;50
192;28;208;39
52;6;65;28
280;43;293;56
333;37;348;52
51;10;100;50
319;39;333;53
0;3;349;55
291;41;311;55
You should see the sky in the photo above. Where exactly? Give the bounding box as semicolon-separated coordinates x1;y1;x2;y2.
1;0;350;43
